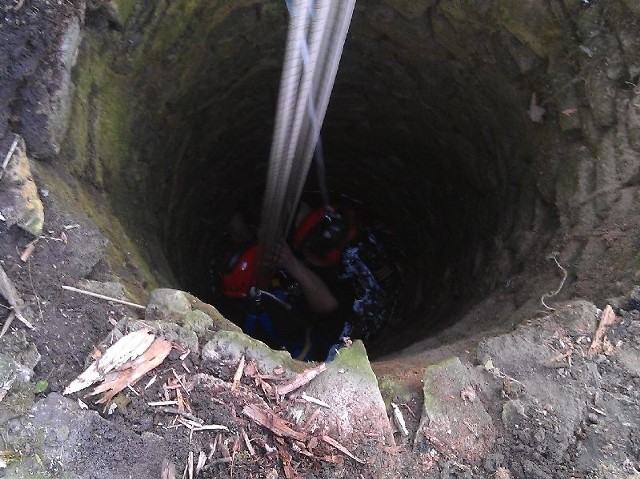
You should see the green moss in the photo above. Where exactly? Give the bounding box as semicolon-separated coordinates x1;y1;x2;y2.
331;341;379;384
377;375;411;408
114;0;139;23
421;356;462;415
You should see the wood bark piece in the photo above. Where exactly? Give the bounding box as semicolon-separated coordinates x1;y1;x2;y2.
0;264;34;330
89;338;173;403
274;363;326;396
64;329;157;395
275;439;295;479
242;404;309;442
588;305;617;356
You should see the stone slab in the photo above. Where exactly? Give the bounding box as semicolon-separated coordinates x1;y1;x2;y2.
301;341;395;447
414;356;495;463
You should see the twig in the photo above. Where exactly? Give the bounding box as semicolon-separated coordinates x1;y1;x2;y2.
241;428;255;455
0;312;15;339
192;424;230;432
0;135;19;182
161;407;204;424
61;285;146;309
171;369;190;397
148;401;178;407
541;252;568;311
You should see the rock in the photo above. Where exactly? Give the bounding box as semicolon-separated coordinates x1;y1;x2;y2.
20;17;82;159
616;348;640;377
127;319;199;353
184;292;241;333
0;333;40;426
4;393;170;478
301;341;395;446
501;400;527;429
181;309;213;337
0;135;44;236
386;0;434;20
201;329;303;375
77;279;128;300
0;331;41;371
0;355;36;425
145;288;191;322
414;357;495;463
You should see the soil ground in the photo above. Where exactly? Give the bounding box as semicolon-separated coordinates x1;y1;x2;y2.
1;1;639;478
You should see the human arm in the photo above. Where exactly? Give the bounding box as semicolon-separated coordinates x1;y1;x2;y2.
278;242;338;314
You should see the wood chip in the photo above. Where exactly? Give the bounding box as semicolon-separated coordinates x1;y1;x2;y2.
242;404;309;442
90;338;173;404
195;451;207;474
302;408;321;432
232;355;245;392
320;435;365;464
242;428;256;456
20;242;36;262
391;402;409;436
588;305;617;356
275;438;295;479
64;330;157;395
275;363;327;396
300;392;330;408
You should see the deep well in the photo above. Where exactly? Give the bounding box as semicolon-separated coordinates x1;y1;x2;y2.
19;0;640;360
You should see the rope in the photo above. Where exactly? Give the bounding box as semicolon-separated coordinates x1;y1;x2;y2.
257;0;356;285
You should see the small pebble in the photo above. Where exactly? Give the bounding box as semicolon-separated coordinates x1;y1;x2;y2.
587;413;599;424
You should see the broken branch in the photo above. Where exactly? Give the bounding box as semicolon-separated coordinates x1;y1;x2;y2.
0;265;34;330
